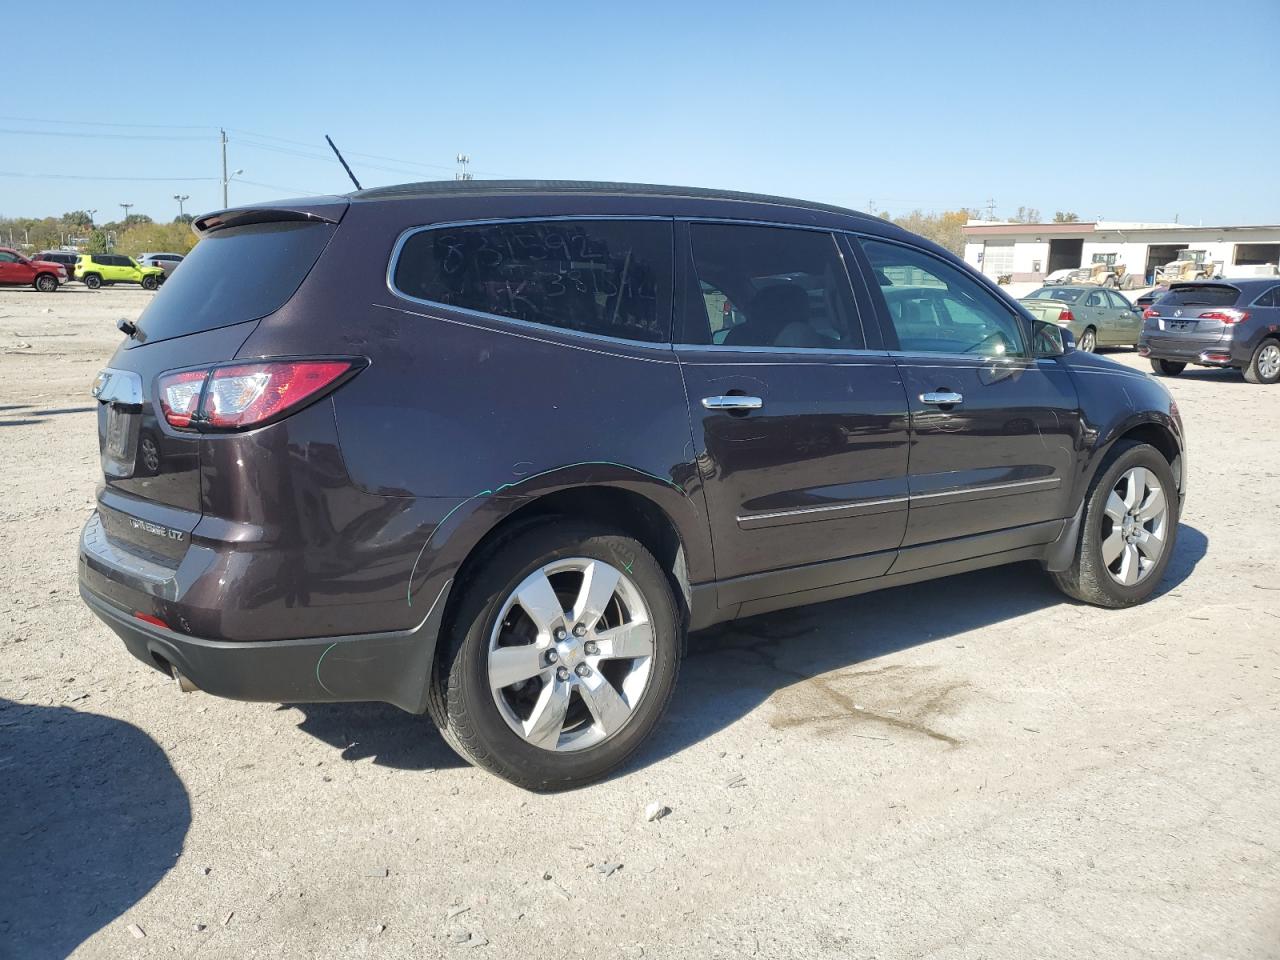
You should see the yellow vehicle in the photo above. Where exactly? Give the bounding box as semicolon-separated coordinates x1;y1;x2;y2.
75;253;164;290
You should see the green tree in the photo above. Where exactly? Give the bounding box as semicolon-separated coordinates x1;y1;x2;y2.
88;230;110;254
889;209;973;255
1053;211;1080;222
1011;206;1041;224
173;213;195;225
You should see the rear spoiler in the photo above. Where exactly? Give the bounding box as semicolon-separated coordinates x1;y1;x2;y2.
193;197;349;236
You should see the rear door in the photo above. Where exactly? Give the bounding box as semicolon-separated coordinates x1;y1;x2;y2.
1105;290;1140;344
675;221;910;603
852;237;1081;567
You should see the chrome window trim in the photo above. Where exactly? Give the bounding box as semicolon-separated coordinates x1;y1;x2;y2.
384;215;677;350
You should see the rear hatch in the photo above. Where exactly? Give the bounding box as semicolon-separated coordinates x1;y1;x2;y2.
92;204;343;562
1144;283;1241;346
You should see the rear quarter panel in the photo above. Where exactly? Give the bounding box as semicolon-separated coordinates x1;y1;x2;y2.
233;200;713;613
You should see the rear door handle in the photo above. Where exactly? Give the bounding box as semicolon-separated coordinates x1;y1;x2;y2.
701;395;763;411
920;391;963;405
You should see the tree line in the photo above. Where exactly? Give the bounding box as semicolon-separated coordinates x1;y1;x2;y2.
881;208;1080;255
0;210;199;258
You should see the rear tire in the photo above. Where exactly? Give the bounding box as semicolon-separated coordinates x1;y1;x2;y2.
33;274;58;293
83;273;102;290
429;521;681;790
141;275;159;291
1079;327;1097;352
1150;359;1185;376
1051;441;1178;608
1242;338;1280;385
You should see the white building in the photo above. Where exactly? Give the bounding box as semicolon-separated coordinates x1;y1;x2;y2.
962;220;1280;285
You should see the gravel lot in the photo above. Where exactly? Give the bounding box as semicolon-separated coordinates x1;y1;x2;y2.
1;285;1277;959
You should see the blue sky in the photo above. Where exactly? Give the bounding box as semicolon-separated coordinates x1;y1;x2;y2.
3;0;1277;224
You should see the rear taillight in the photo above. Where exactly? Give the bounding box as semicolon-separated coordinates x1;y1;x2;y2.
1056;309;1074;324
158;359;362;431
1197;309;1248;325
1143;307;1159;319
158;369;207;428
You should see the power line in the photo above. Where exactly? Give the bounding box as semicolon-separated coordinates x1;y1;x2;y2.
0;127;212;142
0;114;215;130
0;171;217;182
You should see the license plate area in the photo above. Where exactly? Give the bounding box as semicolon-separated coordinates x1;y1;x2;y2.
93;368;145;478
1163;319;1195;332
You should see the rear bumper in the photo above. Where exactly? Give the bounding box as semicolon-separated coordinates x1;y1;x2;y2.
1140;334;1243;366
78;546;452;714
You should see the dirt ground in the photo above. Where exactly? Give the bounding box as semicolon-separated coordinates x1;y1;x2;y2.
1;285;1277;960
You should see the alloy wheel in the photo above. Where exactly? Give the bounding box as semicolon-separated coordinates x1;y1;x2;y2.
1101;466;1168;586
1258;343;1280;381
1080;329;1096;352
487;558;654;752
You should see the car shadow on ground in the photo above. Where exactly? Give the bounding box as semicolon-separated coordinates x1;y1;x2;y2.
284;524;1207;783
0;698;191;958
0;404;96;428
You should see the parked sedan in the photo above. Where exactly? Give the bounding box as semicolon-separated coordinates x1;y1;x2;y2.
1018;285;1142;352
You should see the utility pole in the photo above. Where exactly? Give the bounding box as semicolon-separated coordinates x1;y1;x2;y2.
174;194;190;218
985;197;997;220
455;153;473;181
120;202;133;224
221;129;229;207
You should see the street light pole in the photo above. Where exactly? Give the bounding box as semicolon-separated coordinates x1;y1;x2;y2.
86;209;97;227
120;202;133;223
174;194;190;218
221;128;229;207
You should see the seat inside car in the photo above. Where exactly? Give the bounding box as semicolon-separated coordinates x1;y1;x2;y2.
723;283;827;348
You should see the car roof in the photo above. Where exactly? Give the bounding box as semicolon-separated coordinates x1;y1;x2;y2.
349;178;876;222
1171;278;1274;289
1031;286;1090;295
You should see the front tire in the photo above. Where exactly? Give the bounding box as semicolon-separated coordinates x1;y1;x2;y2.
83;273;102;290
141;275;159;291
1051;441;1178;608
429;522;681;790
33;274;58;293
1150;358;1185;376
1243;338;1280;385
1079;327;1097;352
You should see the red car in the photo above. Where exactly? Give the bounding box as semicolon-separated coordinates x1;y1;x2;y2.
0;247;66;292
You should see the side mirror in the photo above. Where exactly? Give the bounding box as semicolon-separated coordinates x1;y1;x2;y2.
1032;319;1074;358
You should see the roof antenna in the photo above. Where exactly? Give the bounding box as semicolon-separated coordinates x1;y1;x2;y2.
325;134;363;191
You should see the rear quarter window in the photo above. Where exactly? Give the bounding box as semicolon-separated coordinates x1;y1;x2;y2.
390;219;673;343
132;221;335;346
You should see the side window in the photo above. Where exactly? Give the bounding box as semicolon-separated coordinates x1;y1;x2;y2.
1256;286;1279;307
860;239;1026;358
1104;291;1127;309
391;219;672;343
0;252;18;263
91;255;106;265
684;223;863;349
1085;290;1106;308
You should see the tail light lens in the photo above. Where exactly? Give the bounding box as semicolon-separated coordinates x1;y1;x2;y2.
1197;309;1249;325
1056;309;1074;324
158;369;207;428
1142;307;1159;319
158;359;362;431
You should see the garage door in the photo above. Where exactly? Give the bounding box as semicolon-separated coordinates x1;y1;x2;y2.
981;242;1014;279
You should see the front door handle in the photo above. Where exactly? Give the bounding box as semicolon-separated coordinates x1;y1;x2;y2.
701;395;763;411
920;391;964;405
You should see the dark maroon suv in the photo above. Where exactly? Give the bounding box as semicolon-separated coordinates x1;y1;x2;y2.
80;181;1187;789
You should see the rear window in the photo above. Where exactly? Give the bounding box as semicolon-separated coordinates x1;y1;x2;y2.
390;219;672;343
1024;288;1077;301
1161;284;1240;307
133;221;334;345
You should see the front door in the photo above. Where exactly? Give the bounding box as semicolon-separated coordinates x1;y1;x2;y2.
0;250;29;284
675;221;911;605
851;237;1081;569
